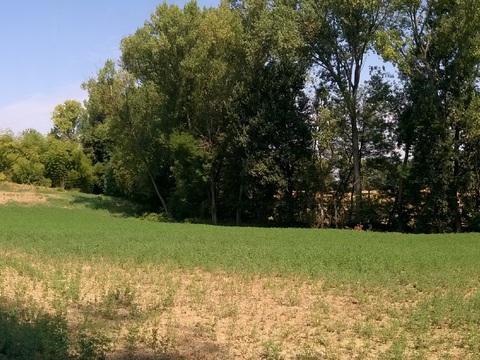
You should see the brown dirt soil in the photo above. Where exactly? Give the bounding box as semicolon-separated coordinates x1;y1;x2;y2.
0;252;392;359
0;252;473;360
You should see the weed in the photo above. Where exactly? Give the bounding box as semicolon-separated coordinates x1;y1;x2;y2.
186;278;207;307
260;340;284;360
146;326;177;359
295;344;323;360
3;204;480;292
283;289;301;306
380;335;408;360
125;324;141;354
98;285;138;320
193;320;218;341
75;329;112;360
353;320;375;338
161;283;176;309
219;301;239;319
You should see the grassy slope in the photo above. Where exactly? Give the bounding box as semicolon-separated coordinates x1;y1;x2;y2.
1;197;479;291
2;187;480;358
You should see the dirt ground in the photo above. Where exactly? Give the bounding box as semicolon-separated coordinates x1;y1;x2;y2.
1;254;396;360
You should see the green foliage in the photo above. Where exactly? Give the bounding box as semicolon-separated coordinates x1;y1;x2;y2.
10;157;48;186
169;132;209;220
468;212;480;232
41;137;94;191
383;0;480;232
51;100;85;140
43;138;71;188
0;127;94;192
302;0;394;217
0;129;51;186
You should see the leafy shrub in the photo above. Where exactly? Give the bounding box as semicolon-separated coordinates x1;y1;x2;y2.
10;157;50;186
139;212;173;223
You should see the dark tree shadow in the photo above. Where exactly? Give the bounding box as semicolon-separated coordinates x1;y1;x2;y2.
0;305;69;359
108;352;185;360
69;194;146;218
0;302;229;360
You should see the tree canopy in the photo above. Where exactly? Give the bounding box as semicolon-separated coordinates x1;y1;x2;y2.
3;0;480;233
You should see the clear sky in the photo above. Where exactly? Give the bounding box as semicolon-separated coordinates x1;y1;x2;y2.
0;0;218;135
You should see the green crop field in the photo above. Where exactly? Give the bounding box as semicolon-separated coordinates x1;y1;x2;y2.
1;183;479;359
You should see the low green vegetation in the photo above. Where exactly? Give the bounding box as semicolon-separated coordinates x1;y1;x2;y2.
1;187;480;359
1;198;479;291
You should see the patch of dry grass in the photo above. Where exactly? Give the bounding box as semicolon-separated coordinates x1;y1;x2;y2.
0;181;63;204
0;191;51;204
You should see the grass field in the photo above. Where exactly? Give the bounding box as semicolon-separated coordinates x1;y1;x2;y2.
1;182;479;359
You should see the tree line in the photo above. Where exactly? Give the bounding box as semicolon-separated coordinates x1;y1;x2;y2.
1;0;480;233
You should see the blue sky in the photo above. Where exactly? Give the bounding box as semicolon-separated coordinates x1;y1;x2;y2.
0;1;217;135
0;1;392;136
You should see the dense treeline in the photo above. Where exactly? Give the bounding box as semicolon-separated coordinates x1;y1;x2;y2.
1;0;480;233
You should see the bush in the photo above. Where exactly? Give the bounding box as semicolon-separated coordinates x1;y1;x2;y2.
10;157;50;186
139;212;173;223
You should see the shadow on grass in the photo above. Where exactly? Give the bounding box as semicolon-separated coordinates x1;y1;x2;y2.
0;304;69;360
0;305;181;360
69;194;146;218
0;304;229;360
0;299;229;360
109;352;185;360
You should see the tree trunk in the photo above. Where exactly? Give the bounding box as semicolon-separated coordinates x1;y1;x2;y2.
211;182;218;225
236;181;243;226
395;144;410;232
452;127;462;233
319;191;325;228
147;169;168;215
120;95;169;215
351;118;362;217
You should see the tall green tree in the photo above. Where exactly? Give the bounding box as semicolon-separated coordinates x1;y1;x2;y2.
379;0;480;232
51;100;85;140
301;0;393;220
312;69;401;228
7;130;50;186
225;0;315;226
94;62;171;213
121;1;248;223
